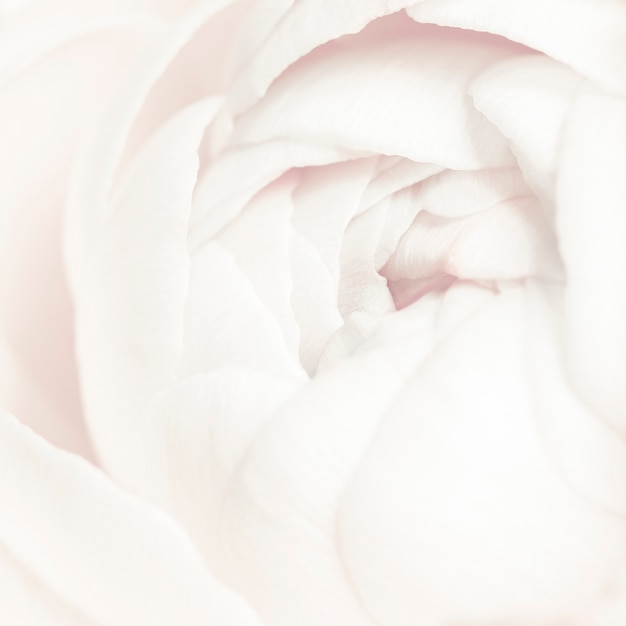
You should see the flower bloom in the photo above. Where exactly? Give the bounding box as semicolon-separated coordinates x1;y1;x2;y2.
2;1;626;624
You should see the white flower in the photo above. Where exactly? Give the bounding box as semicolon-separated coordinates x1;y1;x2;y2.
2;1;626;624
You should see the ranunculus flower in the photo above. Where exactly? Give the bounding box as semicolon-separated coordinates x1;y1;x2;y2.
2;1;626;624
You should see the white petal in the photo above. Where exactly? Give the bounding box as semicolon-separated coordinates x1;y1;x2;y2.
470;54;582;201
416;167;532;218
66;0;241;292
291;158;376;280
338;199;396;318
218;174;301;357
230;24;516;169
338;287;626;625
229;1;430;114
75;98;221;478
180;241;306;380
372;184;426;270
0;542;94;626
0;409;261;626
288;230;343;375
360;159;442;214
556;86;626;434
384;196;561;282
220;318;437;626
134;369;300;564
190;138;357;250
0;22;151;458
526;281;626;517
407;0;626;97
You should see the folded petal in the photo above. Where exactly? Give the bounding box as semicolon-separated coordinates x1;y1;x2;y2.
338;286;626;625
556;86;626;434
384;196;561;282
134;369;300;565
229;1;431;114
220;313;437;626
180;241;306;380
416;167;531;218
66;0;241;292
407;0;626;97
470;54;582;201
0;409;261;626
0;21;151;458
230;23;516;169
74;97;221;478
191;138;357;249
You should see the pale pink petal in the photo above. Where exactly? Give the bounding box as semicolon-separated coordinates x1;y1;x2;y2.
384;197;561;282
134;369;300;565
180;241;306;380
218;175;301;357
338;287;626;625
360;159;442;214
526;281;626;516
220;316;437;626
74;97;221;476
407;0;626;97
65;0;243;292
229;24;516;170
0;542;95;626
0;22;152;458
470;54;582;201
291;159;375;279
229;1;431;114
288;230;343;375
191;139;357;249
556;86;626;434
416;167;531;218
338;200;396;318
0;409;261;626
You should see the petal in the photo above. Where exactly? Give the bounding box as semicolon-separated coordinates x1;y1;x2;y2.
0;22;151;458
338;287;626;625
291;158;376;280
288;230;343;375
134;369;300;565
526;281;626;517
360;159;442;214
0;409;261;626
180;241;306;380
407;0;626;97
338;199;396;317
190;138;357;250
220;312;437;626
65;0;242;292
416;167;531;218
384;196;561;282
556;86;626;434
470;54;582;201
0;542;94;626
229;22;516;169
229;1;431;114
74;97;221;477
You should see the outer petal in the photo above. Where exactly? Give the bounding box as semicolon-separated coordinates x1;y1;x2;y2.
65;0;243;292
229;1;434;114
134;369;300;565
470;54;582;201
0;409;261;626
74;97;221;477
0;20;152;458
220;305;439;626
338;287;626;625
407;0;626;97
556;86;626;434
229;24;516;170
